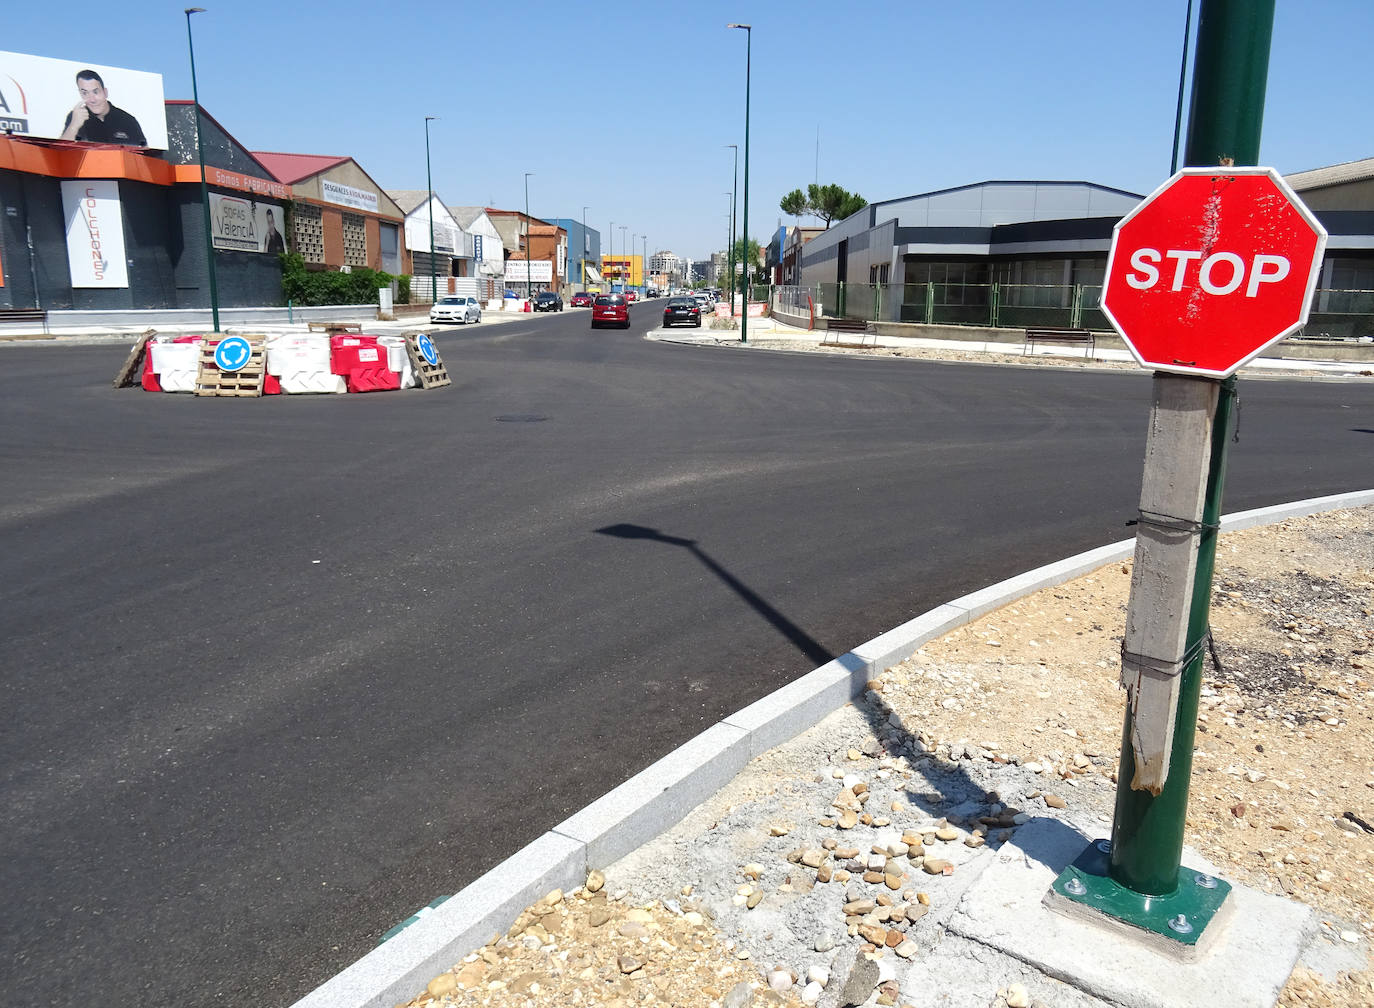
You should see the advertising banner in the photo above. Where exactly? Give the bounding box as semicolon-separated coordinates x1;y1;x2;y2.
320;179;379;213
61;180;128;287
209;193;287;254
0;50;167;148
511;260;552;283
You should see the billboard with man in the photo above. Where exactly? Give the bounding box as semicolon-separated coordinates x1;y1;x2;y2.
0;50;167;149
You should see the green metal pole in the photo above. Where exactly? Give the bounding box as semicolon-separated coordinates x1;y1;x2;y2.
1107;0;1273;897
730;24;751;343
185;8;219;333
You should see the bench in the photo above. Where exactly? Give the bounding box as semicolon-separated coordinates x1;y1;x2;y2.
1024;327;1094;358
0;307;49;334
822;316;877;348
307;321;362;334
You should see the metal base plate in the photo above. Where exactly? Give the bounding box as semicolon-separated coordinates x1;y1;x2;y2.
1047;839;1232;955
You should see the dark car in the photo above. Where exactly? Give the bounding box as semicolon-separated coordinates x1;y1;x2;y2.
570;291;593;307
662;296;702;328
591;293;629;329
532;291;563;312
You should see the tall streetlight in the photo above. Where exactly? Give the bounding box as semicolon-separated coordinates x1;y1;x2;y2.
728;23;751;344
524;172;534;302
725;144;737;310
184;8;219;333
425;116;438;303
723;192;734;307
619;225;627;291
642;235;648;293
581;205;589;293
608;220;613;291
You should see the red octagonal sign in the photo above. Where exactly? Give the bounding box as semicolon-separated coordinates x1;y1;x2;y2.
1101;167;1327;378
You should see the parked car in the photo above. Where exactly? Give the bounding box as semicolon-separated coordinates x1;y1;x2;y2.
693;293;714;315
662;297;702;328
570;291;593;307
430;295;482;324
532;291;564;312
624;290;638;302
591;293;630;329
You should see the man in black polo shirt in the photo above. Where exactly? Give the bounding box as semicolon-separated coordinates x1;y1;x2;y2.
59;69;147;147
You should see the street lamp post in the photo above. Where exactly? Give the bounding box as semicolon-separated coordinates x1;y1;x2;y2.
184;7;220;333
728;23;751;344
642;235;648;293
524;172;534;303
608;220;613;291
619;226;627;291
581;205;589;294
425;116;438;304
725;144;737;311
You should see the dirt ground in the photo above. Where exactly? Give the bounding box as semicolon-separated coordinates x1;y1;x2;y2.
889;506;1374;1007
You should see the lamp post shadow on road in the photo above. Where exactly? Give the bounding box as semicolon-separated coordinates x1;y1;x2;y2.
595;523;833;670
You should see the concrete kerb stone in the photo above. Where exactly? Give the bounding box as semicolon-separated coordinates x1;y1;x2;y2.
289;488;1374;1008
552;721;753;869
289;830;585;1008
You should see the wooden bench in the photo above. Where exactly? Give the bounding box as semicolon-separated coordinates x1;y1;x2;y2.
307;321;362;334
1024;327;1094;358
822;316;877;348
0;307;49;334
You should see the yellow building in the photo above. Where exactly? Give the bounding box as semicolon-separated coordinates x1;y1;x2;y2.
601;255;642;288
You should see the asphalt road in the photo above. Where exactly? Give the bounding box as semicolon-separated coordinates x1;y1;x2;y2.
2;310;1371;1007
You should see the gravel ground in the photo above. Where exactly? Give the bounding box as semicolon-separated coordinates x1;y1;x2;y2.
401;505;1372;1008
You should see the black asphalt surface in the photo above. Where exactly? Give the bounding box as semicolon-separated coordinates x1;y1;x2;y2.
2;311;1371;1007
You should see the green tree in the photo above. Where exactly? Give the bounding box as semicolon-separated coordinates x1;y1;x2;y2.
728;237;765;286
779;188;808;218
778;183;866;228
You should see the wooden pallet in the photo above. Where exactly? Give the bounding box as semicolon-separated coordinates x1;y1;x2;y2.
405;332;452;389
193;339;266;397
112;329;158;388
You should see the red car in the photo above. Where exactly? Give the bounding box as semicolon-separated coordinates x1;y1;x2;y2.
591;293;630;329
624;290;638;302
570;291;593;307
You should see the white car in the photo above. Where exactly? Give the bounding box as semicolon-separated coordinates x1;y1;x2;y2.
430;295;482;325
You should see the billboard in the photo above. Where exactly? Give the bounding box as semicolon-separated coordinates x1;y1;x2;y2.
210;193;287;254
0;50;167;149
510;260;552;283
61;180;129;288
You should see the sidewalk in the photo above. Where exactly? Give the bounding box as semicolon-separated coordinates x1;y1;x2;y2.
648;315;1374;379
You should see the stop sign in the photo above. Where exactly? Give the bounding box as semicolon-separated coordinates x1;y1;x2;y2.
1101;167;1327;378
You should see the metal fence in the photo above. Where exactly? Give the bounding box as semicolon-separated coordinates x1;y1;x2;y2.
772;282;1374;340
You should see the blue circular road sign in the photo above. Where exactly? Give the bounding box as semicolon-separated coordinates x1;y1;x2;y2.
416;333;439;367
213;336;253;372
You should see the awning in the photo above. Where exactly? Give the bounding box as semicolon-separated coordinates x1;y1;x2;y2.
584;265;604;285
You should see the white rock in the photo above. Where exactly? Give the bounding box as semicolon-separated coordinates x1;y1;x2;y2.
843;774;864;790
768;969;793;993
801;980;824;1005
1340;930;1360;943
1006;983;1031;1008
807;964;830;986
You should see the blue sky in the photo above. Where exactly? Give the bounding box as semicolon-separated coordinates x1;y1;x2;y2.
12;1;1373;262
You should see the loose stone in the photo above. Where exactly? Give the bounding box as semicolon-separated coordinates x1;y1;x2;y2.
585;869;605;893
1044;794;1068;809
894;939;919;959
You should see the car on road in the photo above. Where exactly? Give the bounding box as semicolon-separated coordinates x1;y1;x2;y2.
591;293;630;329
693;293;714;315
662;296;702;328
624;290;638;302
430;295;482;324
532;291;564;312
570;291;593;307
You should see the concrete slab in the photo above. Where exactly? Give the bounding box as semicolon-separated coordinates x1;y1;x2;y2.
947;817;1315;1008
851;603;972;672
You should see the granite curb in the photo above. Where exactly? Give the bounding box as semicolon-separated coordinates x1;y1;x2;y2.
290;488;1374;1008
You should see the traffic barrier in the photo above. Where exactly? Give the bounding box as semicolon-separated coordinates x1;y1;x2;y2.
267;335;344;394
148;337;205;393
377;336;417;390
